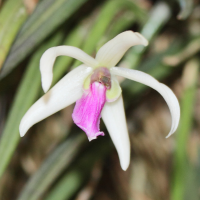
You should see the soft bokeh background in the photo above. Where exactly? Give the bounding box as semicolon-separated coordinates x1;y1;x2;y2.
0;0;200;199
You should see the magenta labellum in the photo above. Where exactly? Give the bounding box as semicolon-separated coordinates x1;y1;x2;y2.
72;81;107;141
72;67;112;141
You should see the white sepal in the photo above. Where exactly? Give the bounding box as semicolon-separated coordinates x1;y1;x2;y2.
19;65;92;137
40;46;97;92
95;31;148;68
101;95;130;171
111;67;180;137
159;83;180;138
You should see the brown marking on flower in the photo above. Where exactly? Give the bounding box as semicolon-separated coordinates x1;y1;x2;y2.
91;67;111;89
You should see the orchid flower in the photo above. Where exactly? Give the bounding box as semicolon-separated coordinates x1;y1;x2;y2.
19;31;180;171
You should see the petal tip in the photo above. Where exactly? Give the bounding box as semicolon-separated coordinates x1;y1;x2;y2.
42;83;49;93
19;124;26;137
165;132;172;139
166;128;176;138
135;32;149;46
123;31;148;46
120;159;130;171
41;75;53;93
20;131;25;137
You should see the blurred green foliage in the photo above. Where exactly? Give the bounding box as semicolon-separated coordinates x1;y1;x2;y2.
0;0;200;200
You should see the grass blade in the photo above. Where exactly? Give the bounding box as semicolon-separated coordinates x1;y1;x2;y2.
44;139;112;200
177;0;193;20
73;0;146;68
122;2;171;69
0;33;63;179
17;135;85;200
163;36;200;66
171;59;198;200
0;0;88;78
0;0;28;69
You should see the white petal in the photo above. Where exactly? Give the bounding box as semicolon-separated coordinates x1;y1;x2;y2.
111;67;180;137
19;65;92;137
101;95;130;171
95;31;148;68
40;46;98;92
159;83;180;138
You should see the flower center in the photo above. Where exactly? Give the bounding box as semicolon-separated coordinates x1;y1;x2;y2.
90;67;111;89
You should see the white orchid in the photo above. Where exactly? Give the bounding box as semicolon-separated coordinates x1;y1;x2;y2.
19;31;180;171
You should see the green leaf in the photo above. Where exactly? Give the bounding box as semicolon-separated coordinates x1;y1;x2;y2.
106;11;136;40
163;36;200;67
73;0;147;68
0;0;88;78
171;59;199;200
122;1;171;69
17;135;86;200
0;33;63;179
0;0;28;69
177;0;193;20
44;139;112;200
